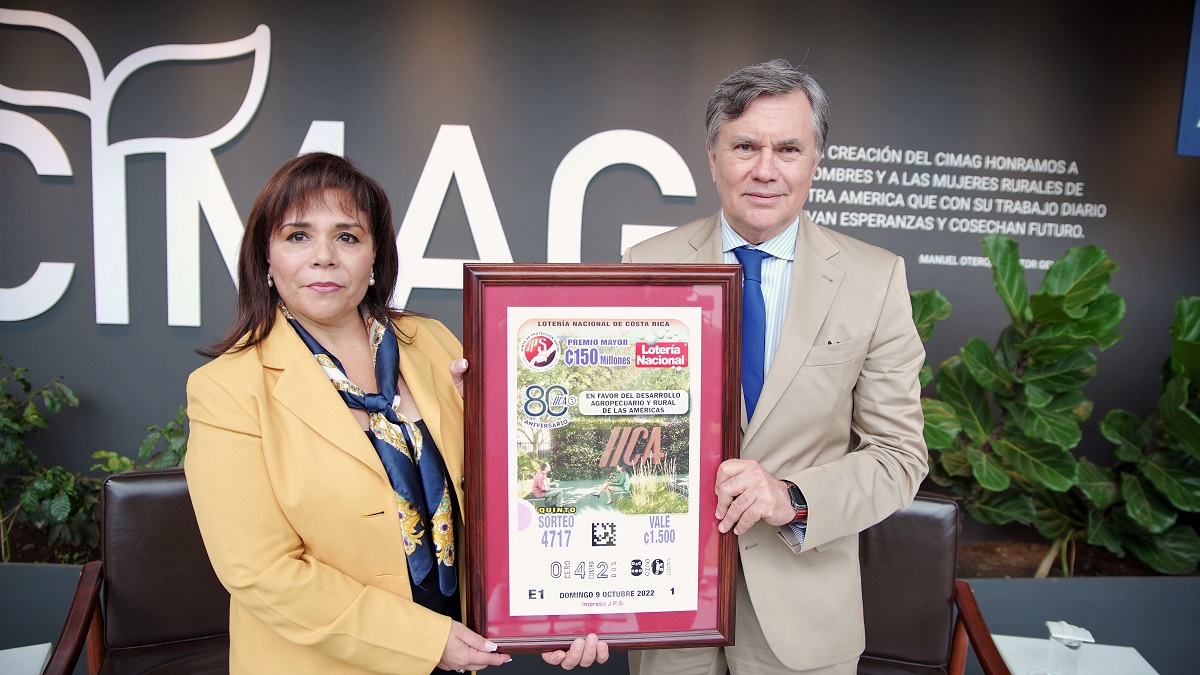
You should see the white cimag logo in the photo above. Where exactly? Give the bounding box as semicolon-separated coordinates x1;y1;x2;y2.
0;8;270;325
1;10;698;326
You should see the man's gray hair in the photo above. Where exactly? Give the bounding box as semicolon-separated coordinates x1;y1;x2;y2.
705;59;829;155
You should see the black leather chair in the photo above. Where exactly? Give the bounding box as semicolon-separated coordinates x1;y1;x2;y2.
43;467;229;674
859;493;1010;675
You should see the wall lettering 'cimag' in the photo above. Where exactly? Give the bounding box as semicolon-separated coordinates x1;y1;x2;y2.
0;8;695;326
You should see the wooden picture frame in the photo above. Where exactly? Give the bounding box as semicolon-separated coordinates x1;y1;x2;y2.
461;263;741;652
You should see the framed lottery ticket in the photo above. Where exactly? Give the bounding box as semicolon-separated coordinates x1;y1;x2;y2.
462;263;740;652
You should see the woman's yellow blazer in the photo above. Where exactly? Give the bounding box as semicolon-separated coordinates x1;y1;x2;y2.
186;311;466;674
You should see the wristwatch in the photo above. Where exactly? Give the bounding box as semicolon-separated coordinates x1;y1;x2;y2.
782;480;808;523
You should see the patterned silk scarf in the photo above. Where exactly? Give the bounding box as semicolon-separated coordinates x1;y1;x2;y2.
281;305;456;596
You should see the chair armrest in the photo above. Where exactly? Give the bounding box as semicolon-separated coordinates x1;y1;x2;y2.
954;579;1012;675
42;561;103;675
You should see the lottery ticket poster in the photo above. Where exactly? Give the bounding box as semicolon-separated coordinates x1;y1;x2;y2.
463;264;739;651
507;307;702;617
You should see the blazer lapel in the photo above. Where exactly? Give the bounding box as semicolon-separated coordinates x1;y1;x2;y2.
743;215;844;446
396;330;461;482
260;314;389;481
686;215;754;427
687;214;725;263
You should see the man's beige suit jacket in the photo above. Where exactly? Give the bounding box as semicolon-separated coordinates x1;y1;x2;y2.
623;212;928;670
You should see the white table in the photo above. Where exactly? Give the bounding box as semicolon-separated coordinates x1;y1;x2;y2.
992;634;1159;675
0;642;52;675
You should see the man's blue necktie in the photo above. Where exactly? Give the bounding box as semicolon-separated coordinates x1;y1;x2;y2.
734;246;771;420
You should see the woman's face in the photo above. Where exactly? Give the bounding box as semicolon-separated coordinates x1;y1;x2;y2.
267;189;375;332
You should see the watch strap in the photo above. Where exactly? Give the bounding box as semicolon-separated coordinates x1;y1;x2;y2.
782;480;808;523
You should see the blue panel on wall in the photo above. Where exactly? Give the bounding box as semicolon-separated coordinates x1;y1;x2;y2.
1179;0;1200;156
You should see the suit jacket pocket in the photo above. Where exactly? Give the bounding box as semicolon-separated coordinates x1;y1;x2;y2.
804;331;870;366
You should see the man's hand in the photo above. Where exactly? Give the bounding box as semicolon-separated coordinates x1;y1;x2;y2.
713;458;795;534
450;359;468;397
437;621;511;671
541;633;610;669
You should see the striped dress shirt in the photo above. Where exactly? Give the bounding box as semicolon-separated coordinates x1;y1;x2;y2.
720;213;808;546
720;214;798;375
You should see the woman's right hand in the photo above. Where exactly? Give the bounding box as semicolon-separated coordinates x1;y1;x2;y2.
437;621;511;672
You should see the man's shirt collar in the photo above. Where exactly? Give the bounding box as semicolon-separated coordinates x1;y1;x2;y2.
719;212;799;262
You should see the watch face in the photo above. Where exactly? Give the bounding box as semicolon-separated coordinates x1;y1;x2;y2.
787;484;805;508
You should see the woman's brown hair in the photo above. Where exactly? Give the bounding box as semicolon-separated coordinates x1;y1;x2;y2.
200;153;410;357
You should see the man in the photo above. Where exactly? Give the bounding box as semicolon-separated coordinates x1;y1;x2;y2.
530;461;565;507
623;60;928;674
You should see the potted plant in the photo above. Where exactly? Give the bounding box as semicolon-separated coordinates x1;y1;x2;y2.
0;352;88;563
919;234;1122;575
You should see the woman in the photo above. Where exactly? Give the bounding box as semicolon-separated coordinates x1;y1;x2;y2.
596;464;629;505
186;153;605;674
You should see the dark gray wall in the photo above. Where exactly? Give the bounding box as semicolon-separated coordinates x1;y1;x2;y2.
2;0;1199;470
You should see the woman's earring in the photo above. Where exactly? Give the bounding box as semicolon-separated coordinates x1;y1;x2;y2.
267;273;273;288
369;271;376;286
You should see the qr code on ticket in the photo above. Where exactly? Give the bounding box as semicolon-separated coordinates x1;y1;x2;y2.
592;522;617;546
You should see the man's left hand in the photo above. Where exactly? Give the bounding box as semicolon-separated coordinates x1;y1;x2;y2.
714;458;795;534
541;633;610;669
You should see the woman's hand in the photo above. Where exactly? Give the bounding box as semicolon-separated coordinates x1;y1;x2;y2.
450;359;469;397
541;634;609;669
438;621;510;672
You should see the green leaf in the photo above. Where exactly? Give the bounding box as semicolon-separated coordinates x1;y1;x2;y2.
919;363;933;388
19;488;39;513
48;491;71;522
58;383;79;407
1170;297;1200;383
938;444;973;477
1030;244;1118;321
1101;409;1151;462
1086;509;1125;556
1020;349;1097;393
992;437;1077;491
1139;452;1200;511
922;398;961;450
960;337;1013;392
967;492;1035;525
23;400;47;429
1076;457;1118;509
1159;375;1200;460
30;474;53;496
1124;525;1200;574
981;234;1030;328
42;391;62;414
1032;491;1081;541
138;432;158;460
47;523;70;547
910;289;953;341
1024;292;1126;352
1121;474;1177;533
967;445;1011;491
994;325;1020;374
936;357;993;444
90;450;135;474
1021;342;1092;368
1023;384;1053;408
1044;390;1093;424
1006;401;1083;450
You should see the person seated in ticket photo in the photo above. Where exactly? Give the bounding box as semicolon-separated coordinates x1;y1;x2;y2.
594;464;630;505
529;461;566;507
622;59;928;675
185;151;608;674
